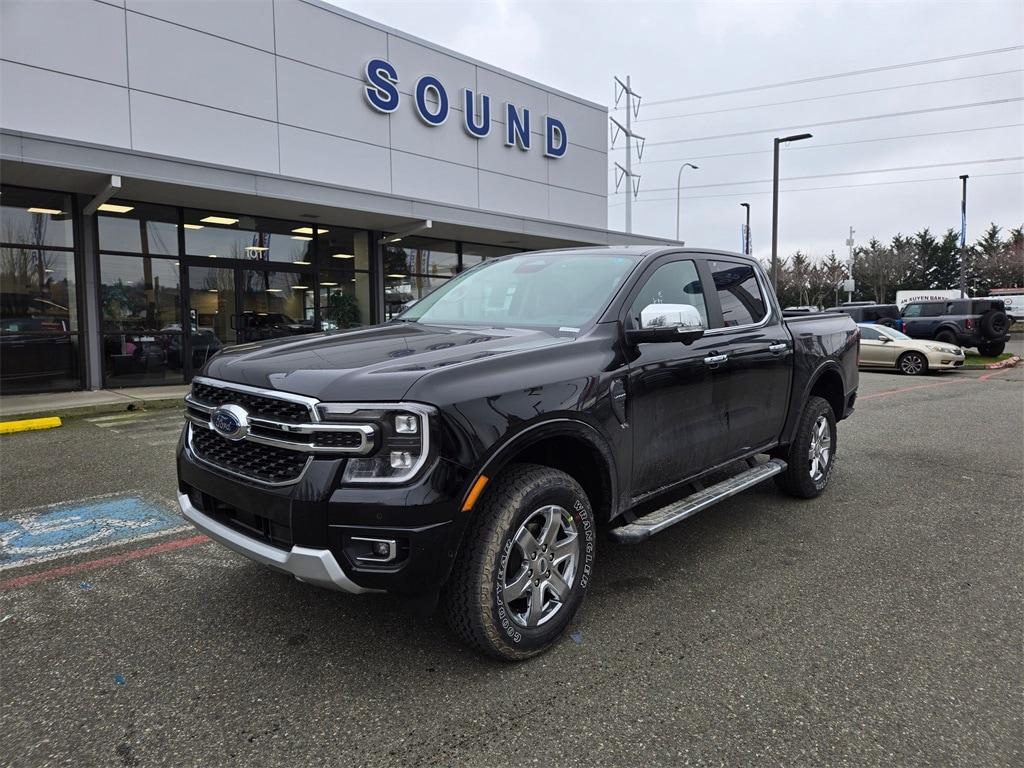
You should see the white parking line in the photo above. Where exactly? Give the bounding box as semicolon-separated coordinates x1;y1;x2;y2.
86;413;146;425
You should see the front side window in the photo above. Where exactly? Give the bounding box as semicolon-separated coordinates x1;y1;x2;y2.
903;304;922;318
859;326;882;341
628;260;707;328
709;260;766;327
401;252;641;330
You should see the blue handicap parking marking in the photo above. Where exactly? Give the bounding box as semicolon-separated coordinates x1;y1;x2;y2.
0;495;187;570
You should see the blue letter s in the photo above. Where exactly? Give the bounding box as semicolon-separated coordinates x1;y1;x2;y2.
364;58;400;113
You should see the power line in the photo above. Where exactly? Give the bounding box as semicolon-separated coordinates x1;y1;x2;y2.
636;69;1023;124
632;123;1024;166
621;157;1023;195
607;170;1024;206
613;98;1024;149
613;45;1024;109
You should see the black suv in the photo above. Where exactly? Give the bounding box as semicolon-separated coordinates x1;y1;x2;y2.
901;299;1011;356
826;303;902;327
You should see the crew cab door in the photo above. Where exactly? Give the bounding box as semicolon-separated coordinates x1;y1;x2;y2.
701;257;792;459
622;257;730;496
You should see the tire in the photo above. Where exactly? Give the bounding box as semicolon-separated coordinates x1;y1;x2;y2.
978;341;1006;357
443;463;597;661
897;351;928;376
935;330;958;345
774;396;837;499
980;310;1009;338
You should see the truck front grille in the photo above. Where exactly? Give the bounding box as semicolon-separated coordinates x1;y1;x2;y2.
190;425;310;484
190;381;311;423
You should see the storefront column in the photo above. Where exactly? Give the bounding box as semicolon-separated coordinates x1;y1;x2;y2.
77;201;103;390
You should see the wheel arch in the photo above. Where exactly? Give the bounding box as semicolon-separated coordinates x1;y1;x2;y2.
462;419;619;525
806;363;846;422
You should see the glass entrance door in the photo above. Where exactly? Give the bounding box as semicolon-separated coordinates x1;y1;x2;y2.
187;266;235;373
184;265;314;379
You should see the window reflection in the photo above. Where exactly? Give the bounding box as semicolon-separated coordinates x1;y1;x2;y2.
98;201;178;256
184;210;317;264
0;188;74;249
319;269;370;329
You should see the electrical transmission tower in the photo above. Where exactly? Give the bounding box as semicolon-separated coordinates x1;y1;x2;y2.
611;76;645;233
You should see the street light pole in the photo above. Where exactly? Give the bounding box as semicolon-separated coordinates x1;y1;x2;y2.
959;174;969;298
740;203;751;255
675;162;699;242
771;133;813;288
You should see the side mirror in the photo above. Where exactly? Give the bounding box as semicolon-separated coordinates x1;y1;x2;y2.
626;303;705;345
879;336;892;343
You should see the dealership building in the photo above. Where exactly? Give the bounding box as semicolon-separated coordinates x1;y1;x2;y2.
0;0;665;394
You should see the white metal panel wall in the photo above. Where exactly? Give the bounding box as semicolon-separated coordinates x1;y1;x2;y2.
0;0;608;229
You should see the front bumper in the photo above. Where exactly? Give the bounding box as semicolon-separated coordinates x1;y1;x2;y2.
177;426;473;595
177;490;375;593
924;349;966;369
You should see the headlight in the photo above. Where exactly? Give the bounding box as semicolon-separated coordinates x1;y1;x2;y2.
317;403;434;484
926;345;959;354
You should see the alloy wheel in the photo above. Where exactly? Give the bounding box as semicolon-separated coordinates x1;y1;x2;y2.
808;414;832;482
501;505;580;628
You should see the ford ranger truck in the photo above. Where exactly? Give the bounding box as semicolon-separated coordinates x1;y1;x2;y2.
177;247;859;660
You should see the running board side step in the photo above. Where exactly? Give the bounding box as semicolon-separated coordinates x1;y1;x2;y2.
609;459;788;544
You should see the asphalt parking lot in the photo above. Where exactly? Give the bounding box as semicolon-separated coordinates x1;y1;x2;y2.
1;363;1021;768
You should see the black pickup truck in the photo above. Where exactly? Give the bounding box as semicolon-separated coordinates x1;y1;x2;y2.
176;247;859;660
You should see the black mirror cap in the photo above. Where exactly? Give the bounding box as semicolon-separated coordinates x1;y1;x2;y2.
625;326;705;346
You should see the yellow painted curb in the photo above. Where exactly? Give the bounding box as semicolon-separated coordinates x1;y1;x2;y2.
0;416;62;435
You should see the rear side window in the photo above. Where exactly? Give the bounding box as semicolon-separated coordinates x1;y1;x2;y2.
903;304;922;318
922;303;944;317
709;261;766;327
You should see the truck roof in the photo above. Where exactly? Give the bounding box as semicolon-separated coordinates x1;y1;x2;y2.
515;245;757;264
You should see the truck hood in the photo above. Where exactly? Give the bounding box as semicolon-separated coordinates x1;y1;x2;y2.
201;323;573;402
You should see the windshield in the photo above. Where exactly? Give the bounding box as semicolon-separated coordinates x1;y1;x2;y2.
398;252;642;329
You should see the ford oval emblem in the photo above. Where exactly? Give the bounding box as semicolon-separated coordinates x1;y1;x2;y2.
210;404;249;441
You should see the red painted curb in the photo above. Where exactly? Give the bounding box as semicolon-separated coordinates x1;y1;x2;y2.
0;534;209;591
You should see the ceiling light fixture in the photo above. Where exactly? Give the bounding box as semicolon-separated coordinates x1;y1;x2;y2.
320;281;338;286
200;215;239;225
291;227;328;235
97;203;134;214
292;285;309;290
293;260;311;265
332;253;354;259
387;274;407;278
183;223;204;230
266;288;282;293
27;207;63;215
291;235;312;242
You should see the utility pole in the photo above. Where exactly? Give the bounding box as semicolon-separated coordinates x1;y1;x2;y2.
611;76;644;234
771;133;813;288
959;174;969;298
845;226;855;302
740;203;751;255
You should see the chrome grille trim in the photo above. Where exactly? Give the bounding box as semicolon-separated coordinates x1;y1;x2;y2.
186;424;313;487
185;378;377;456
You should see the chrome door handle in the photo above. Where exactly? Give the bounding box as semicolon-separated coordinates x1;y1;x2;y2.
768;343;788;354
703;353;728;366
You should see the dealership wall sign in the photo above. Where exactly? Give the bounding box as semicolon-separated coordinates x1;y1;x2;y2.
364;59;569;158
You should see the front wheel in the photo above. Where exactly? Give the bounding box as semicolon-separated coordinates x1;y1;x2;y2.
898;351;928;376
775;396;837;499
443;463;596;661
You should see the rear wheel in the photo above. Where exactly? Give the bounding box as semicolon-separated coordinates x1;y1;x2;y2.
443;463;596;661
775;396;836;499
978;341;1006;357
898;351;927;376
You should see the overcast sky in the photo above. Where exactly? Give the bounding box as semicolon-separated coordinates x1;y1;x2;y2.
336;0;1023;262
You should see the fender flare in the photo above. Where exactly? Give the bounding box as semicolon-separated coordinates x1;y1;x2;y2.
459;417;620;519
781;361;846;445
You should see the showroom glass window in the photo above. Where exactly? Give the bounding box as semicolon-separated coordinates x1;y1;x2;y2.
0;186;82;393
460;242;520;271
183;209;317;265
383;237;457;321
317;226;372;329
98;201;183;386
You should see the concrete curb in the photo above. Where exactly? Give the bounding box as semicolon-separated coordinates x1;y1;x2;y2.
0;396;184;423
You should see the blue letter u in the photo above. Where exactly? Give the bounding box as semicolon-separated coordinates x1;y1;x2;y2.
463;89;490;138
